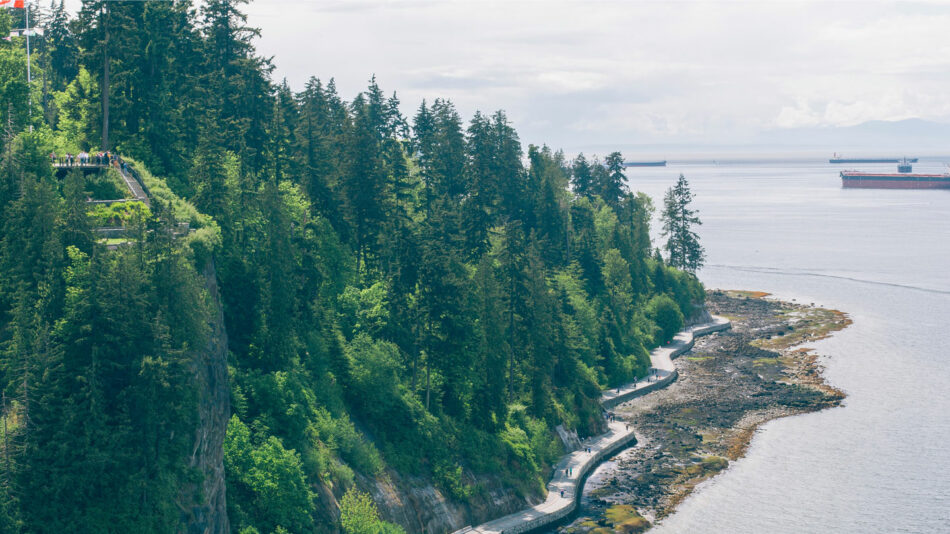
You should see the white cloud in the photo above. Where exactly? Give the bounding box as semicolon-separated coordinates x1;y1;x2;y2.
62;0;950;151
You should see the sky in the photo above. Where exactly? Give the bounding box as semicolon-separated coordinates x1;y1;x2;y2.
65;0;950;154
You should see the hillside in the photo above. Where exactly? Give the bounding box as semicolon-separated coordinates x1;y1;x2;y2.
0;3;705;533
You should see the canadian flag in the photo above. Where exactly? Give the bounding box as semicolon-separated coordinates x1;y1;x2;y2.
0;0;25;8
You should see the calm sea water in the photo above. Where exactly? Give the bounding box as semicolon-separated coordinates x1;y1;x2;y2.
587;156;950;533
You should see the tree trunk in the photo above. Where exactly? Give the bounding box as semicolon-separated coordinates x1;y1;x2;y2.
101;4;110;151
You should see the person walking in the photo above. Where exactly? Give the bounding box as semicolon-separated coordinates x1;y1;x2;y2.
49;151;56;164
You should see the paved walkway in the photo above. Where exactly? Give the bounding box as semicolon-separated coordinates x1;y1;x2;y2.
455;315;731;534
115;164;149;205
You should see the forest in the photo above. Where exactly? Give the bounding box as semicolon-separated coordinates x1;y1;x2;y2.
0;1;704;532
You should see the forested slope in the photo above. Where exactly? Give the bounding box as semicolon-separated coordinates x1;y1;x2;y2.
0;2;703;533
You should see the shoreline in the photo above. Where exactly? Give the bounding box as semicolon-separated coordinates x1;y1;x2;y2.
454;317;732;534
564;290;851;533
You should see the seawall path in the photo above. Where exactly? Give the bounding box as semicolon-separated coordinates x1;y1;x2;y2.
454;315;731;534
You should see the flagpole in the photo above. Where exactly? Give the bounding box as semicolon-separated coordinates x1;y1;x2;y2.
24;0;31;132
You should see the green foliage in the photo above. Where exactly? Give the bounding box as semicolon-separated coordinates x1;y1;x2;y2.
80;167;130;199
647;294;685;345
0;4;713;533
340;488;406;534
434;461;472;500
308;407;384;479
661;174;706;272
0;42;32;142
88;201;150;227
125;158;222;263
224;416;315;534
498;420;543;492
52;67;99;152
340;282;390;340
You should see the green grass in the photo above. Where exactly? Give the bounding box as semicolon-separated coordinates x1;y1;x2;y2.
98;238;132;246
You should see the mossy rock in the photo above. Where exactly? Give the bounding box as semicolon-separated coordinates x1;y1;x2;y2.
605;504;651;533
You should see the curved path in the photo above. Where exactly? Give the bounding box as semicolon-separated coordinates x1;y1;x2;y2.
454;316;731;534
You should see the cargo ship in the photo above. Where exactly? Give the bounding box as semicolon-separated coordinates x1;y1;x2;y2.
841;160;950;189
623;160;666;167
830;153;918;164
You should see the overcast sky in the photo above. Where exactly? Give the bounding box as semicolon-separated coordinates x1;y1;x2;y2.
66;0;950;153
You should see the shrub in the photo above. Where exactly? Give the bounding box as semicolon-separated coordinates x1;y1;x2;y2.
339;488;406;534
647;294;684;345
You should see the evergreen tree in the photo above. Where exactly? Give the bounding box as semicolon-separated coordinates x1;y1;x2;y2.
661;174;705;272
599;151;628;210
294;76;346;232
41;0;79;120
0;6;714;531
570;153;594;198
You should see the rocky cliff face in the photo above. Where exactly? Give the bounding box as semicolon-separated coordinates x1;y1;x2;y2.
370;470;544;534
179;260;231;534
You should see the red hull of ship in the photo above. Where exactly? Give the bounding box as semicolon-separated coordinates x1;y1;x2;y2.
842;179;950;189
840;171;950;189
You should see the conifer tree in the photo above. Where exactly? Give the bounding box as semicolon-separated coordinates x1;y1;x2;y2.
571;153;594;198
661;174;705;272
599;151;629;210
42;0;79;96
0;5;715;529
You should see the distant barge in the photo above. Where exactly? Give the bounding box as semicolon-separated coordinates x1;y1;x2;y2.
830;153;918;164
841;160;950;189
623;161;667;167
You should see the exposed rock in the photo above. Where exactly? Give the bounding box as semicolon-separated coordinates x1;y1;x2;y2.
370;469;544;534
563;290;849;531
178;260;231;534
556;424;583;452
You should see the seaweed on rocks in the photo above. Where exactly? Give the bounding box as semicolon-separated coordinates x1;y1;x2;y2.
562;290;850;532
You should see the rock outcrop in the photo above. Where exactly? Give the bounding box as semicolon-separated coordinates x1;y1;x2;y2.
370;470;543;534
179;260;231;534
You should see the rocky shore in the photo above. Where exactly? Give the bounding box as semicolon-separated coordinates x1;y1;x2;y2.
560;290;851;533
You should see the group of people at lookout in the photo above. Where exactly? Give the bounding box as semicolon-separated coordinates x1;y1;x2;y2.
50;150;119;167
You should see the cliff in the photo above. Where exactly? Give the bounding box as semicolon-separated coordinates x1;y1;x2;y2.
371;470;544;534
178;259;231;534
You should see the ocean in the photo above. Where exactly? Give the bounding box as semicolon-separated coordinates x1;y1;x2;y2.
583;156;950;533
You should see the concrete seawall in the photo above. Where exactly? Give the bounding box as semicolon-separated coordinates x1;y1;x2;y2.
602;317;732;409
455;316;731;534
